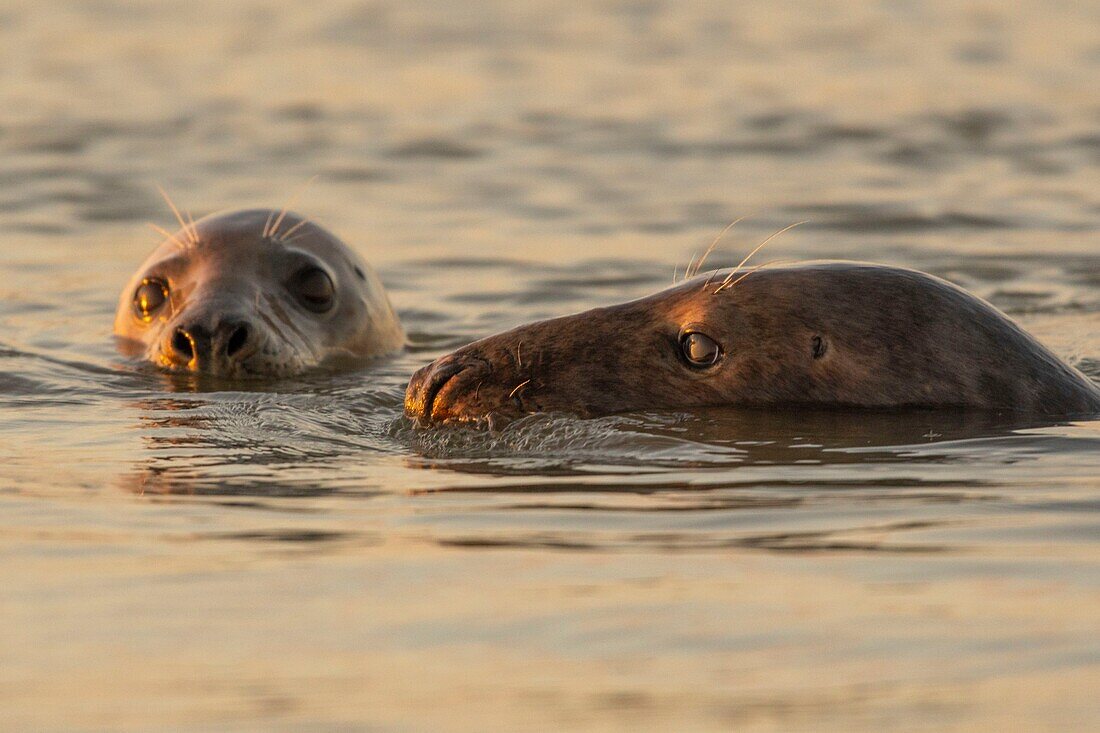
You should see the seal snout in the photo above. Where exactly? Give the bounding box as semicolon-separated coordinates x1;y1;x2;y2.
405;354;491;424
164;318;256;372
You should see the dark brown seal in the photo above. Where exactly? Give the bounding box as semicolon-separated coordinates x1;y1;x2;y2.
405;262;1100;424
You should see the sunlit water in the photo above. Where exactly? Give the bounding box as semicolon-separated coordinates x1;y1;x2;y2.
1;1;1099;730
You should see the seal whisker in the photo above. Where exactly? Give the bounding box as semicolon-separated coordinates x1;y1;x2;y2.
185;210;199;246
714;221;806;294
263;210;276;239
688;216;746;280
156;185;196;246
270;175;318;240
681;253;698;283
714;227;781;292
508;379;532;399
715;258;797;294
147;222;187;250
279;217;312;241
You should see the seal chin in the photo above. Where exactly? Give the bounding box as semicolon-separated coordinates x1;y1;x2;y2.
405;354;502;425
152;351;307;379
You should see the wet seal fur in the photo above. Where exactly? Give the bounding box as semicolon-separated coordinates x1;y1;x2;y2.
115;208;404;378
406;262;1100;425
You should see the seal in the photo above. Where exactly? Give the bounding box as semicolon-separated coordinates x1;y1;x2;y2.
405;262;1100;424
115;208;404;378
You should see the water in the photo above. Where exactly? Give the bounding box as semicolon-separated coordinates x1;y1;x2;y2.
2;1;1099;730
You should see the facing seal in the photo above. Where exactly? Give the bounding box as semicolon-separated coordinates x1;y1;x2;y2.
405;262;1100;424
115;208;404;378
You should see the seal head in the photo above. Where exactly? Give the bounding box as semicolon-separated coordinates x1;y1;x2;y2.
115;208;404;378
406;262;1100;424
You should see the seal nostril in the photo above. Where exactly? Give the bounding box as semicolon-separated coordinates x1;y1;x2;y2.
420;362;465;419
226;324;250;357
172;328;193;360
405;355;494;422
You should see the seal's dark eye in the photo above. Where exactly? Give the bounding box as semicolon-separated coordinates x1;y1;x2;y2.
680;332;721;367
133;278;168;322
291;266;335;313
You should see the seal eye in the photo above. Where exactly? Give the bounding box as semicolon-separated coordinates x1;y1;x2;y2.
680;332;721;367
133;278;168;322
291;266;335;313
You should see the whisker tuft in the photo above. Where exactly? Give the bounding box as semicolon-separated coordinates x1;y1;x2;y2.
269;174;319;240
713;221;806;294
687;215;746;280
155;185;196;246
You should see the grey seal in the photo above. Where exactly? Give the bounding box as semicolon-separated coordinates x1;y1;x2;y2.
115;208;404;378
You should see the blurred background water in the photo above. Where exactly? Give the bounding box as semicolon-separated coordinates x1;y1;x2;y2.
1;1;1098;730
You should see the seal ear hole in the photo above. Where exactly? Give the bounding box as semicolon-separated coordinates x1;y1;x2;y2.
353;266;366;281
811;335;828;359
